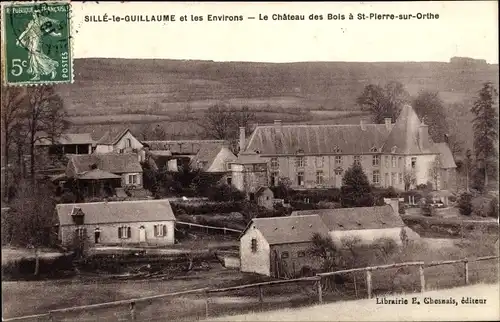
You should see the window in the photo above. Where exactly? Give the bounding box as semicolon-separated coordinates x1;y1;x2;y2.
281;251;289;259
316;170;324;185
224;162;232;171
75;227;86;238
118;226;131;239
370;146;378;153
333;146;342;153
296;157;305;168
372;170;380;185
128;174;137;184
398;173;403;184
251;238;258;252
391;172;397;186
270;157;279;169
298;251;305;258
372;155;380;166
297;171;305;186
271;171;279;186
384;173;389;187
315;156;324;168
354;155;361;165
411;157;417;169
335;155;342;166
154;224;167;237
125;138;132;148
226;177;232;185
392;156;397;168
398;157;403;168
391;146;397;154
385;156;389;167
334;169;343;176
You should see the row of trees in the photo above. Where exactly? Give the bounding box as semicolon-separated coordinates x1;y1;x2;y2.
2;85;69;188
356;80;498;191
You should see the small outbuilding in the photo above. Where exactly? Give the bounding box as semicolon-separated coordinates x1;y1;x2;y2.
240;215;329;278
255;187;274;210
55;199;176;248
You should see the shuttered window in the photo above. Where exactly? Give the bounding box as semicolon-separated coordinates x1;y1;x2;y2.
118;226;131;239
154;224;168;237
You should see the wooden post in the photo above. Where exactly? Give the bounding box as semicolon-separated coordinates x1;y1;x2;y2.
353;273;358;297
258;285;264;303
223;228;226;235
366;269;372;299
48;312;54;322
130;301;136;321
205;291;209;319
317;277;323;303
419;265;425;293
464;259;469;285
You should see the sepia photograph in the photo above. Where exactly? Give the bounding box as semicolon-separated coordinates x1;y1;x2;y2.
1;1;499;321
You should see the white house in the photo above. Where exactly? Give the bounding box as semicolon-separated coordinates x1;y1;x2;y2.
55;199;176;248
94;129;145;162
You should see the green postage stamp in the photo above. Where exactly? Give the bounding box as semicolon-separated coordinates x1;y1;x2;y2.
2;1;73;86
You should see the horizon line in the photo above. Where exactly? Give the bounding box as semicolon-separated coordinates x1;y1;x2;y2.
76;57;498;65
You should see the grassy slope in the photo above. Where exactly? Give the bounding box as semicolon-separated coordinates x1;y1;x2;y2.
59;58;499;147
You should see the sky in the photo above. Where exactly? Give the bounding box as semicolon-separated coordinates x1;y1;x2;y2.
34;1;500;64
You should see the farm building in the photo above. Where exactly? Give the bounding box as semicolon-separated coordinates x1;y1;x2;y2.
35;133;95;155
231;153;269;197
94;128;145;161
255;187;274;209
291;204;419;246
55;199;176;248
240;215;329;277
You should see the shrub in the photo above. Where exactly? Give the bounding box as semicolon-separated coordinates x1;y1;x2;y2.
488;197;499;218
457;192;473;216
398;203;407;214
206;184;246;202
372;237;399;261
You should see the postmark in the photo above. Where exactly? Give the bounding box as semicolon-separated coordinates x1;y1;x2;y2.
2;1;73;86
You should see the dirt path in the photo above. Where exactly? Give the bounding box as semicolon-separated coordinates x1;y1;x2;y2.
207;283;500;321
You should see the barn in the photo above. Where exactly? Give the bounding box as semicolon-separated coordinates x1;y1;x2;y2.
292;205;419;247
240;215;329;278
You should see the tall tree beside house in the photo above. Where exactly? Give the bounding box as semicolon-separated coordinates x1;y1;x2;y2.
471;82;499;188
412;90;449;143
356;81;410;123
7;180;57;276
340;163;374;207
403;170;417;192
1;85;27;196
308;233;338;272
464;149;473;192
428;156;442;190
25;85;70;178
137;123;167;141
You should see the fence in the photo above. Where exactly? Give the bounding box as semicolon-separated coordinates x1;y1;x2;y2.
3;255;498;322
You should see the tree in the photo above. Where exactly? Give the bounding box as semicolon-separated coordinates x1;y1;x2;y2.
471;82;499;188
356;81;410;123
428;156;442;190
308;233;338;272
403;170;416;191
457;192;473;216
464;149;473;192
413;90;449;143
340;163;374;207
198;104;236;140
25;86;69;179
7;180;57;276
1;88;26;193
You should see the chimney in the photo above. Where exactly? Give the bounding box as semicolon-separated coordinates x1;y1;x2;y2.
239;127;246;152
384;118;392;130
418;120;429;150
360;119;366;131
384;198;400;215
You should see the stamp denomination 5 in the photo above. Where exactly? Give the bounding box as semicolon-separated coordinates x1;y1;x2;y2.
2;1;73;86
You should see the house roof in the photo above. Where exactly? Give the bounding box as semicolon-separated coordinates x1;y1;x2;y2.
190;145;236;171
256;186;273;196
56;199;176;226
66;153;143;176
244;123;391;155
143;140;229;155
76;169;122;180
96;128;132;145
35;133;95;146
433;143;457;168
291;205;404;231
234;153;267;164
246;215;330;245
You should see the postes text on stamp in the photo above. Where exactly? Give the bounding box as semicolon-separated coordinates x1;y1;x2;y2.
2;1;73;86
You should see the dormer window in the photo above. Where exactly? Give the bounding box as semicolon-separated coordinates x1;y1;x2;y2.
391;146;398;154
370;146;378;153
333;146;342;153
254;150;261;154
296;149;304;154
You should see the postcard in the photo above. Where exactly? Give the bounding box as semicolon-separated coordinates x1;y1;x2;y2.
1;1;499;321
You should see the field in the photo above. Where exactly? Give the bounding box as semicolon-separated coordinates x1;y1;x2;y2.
208;283;500;321
58;58;499;150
